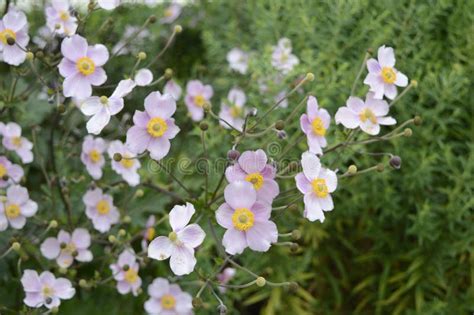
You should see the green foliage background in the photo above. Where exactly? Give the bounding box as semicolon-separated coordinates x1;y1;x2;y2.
0;0;473;314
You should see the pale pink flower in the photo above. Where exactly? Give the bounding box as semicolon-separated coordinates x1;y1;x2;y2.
219;88;247;131
40;228;93;268
0;156;23;187
148;203;205;276
275;90;288;108
227;48;249;74
216;181;278;255
126;91;180;161
45;0;78;36
58;34;109;99
364;45;408;99
271;38;299;74
107;140;141;186
21;270;75;309
160;4;182;24
98;0;121;10
164;79;182;100
184;80;213;121
83;187;119;233
141;215;156;252
144;278;193;315
80;79;136;134
134;68;154;86
110;248;142;296
217;267;236;293
300;96;330;155
1;122;33;163
335;92;396;135
225;149;279;204
0;185;38;231
0;9;29;66
80;135;107;179
295;152;337;222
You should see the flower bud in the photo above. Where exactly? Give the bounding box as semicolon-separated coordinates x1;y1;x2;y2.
203;103;211;112
248;107;258;116
57;104;66;113
108;235;116;243
72;250;79;257
26;52;34;60
164;68;173;78
411;79;418;88
174;25;183;33
59;267;68;274
137;52;147;60
256;276;266;287
79;279;88;288
289;282;299;292
227;149;240;161
367;47;374;54
49;220;58;229
290;243;299;253
148;15;157;24
277;130;287;139
51;307;59;314
305;72;315;81
122;215;132;223
118;229;126;237
217;304;228;314
403;128;413;137
36;51;44;58
11;242;21;252
199;122;208;131
113;153;122;162
68;269;77;277
348;165;357;175
389;155;402;169
275;120;285;130
376;163;385;172
192;297;203;308
135;189;144;198
414;116;422;126
291;230;301;240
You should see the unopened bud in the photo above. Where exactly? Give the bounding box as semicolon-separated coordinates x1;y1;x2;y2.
256;276;266;287
277;130;287;139
275;120;285;130
49;220;58;228
113;153;122;162
57;104;66;113
376;163;385;172
122;215;131;223
137;52;147;60
290;243;299;253
403;128;412;137
192;297;203;308
51;307;59;314
248;107;258;116
291;230;301;240
108;235;116;243
305;72;315;81
164;68;173;78
203;103;211;112
11;242;21;251
289;282;299;292
411;79;418;88
389;155;402;169
148;15;157;24
217;304;228;314
199;122;208;131
59;267;68;274
36;51;44;58
348;165;357;175
367;48;374;54
174;25;183;33
118;229;126;237
135;189;144;198
79;279;88;288
414;116;422;126
227;149;240;161
26;52;34;60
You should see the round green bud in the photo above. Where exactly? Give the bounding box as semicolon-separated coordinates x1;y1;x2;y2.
174;25;183;33
256;276;266;287
367;48;374;54
137;52;147;60
36;51;44;58
135;189;144;198
79;279;88;288
404;128;413;137
199;122;208;131
99;96;108;104
49;220;58;229
57;104;66;113
275;120;285;130
376;163;385;172
122;215;132;223
26;52;34;61
108;235;116;243
118;229;126;237
192;297;203;308
411;79;418;88
348;165;357;175
148;15;157;24
59;267;68;274
11;242;21;251
414;116;422;126
290;243;299;253
305;72;315;81
164;68;173;78
113;153;122;162
291;229;301;240
122;264;130;271
51;306;59;314
289;281;299;292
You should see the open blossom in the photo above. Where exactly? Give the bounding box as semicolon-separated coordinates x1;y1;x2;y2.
21;270;75;309
0;156;23;187
227;48;249;74
58;34;109;99
271;38;299;74
216;181;278;254
108;140;141;186
45;0;77;36
161;4;182;24
83;187;119;233
0;122;34;164
0;185;38;231
98;0;121;10
144;278;193;315
164;79;182;100
0;9;29;66
40;228;93;268
80;135;107;179
148;203;205;276
126;91;180;161
110;249;142;296
134;68;154;86
80;79;136;134
225;149;279;204
141;215;156;251
335;92;396;135
219;88;247;131
295;152;337;222
300;96;330;155
184;80;213;121
364;45;408;99
217;267;236;293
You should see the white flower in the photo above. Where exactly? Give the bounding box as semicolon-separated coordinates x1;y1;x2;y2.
227;48;249;74
97;0;120;10
271;38;299;74
134;68;153;86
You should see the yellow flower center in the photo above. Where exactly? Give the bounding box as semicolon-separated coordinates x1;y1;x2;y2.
146;227;156;241
161;294;176;310
245;173;264;190
12;137;22;147
311;178;328;198
231;208;255;231
381;67;396;84
5;204;21;219
76;57;96;76
96;200;110;215
63;242;76;254
230;105;242;118
89;149;101;163
0;164;7;178
168;231;182;245
359;108;377;124
311;117;326;136
120;154;135;169
59;11;69;21
146;117;168;138
0;29;16;45
164;8;173;17
124;268;138;284
42;286;54;297
193;95;206;107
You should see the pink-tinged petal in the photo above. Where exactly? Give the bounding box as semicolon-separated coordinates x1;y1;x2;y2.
170;246;196;276
132;110;150;128
111;79;136;98
52;0;69;11
395;71;408;87
82;188;102;207
144;298;162;314
134;68;153;86
2;122;21;137
360;120;380;135
76;249;93;262
216;203;234;229
224;181;257;210
346;96;365;113
257;180;279;203
366;58;381;73
301;151;321;180
335;107;359;129
238;149;267;174
118;249;137;266
319;108;331;128
306;96;320;120
72;228;91;249
148;137;171;161
87;44;109;66
228;88;246;106
98;0;120;10
163;119;180;139
87;108;110;135
20;200;38;217
117;281;131;295
251;200;272;221
63;73;92;99
246;220;278;252
384;84;397;100
107;97;124;115
304;194;325;222
378;116;397;125
17;148;34;164
57;230;71;244
225;164;246;182
148;236;173;260
177;224;205;248
3;10;27;31
295;172;312;194
126;126;151;154
148;278;170;298
57;252;74;268
41;238;60;259
164;80;182;100
300;114;311;134
24;292;44;308
144;92;176;119
365;93;389;116
9;215;26;229
58;58;78;77
80;97;101;116
364;73;385;99
61;35;88;62
53;278;75;299
261;165;276;179
88;67;107;86
307;134;323;155
169;202;195;231
319;168;338;193
21;270;41;292
202;85;213;99
186;80;203;96
185;99;204;121
7;185;29;204
174;293;193;313
2;45;26;66
222;228;247;255
319;195;334;211
377;45;395;68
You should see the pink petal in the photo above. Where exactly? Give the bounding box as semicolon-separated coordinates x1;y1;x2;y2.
295;172;312;194
395;71;408;87
246;220;278;252
335;107;359;129
366;58;381;73
58;58;78;77
377;45;395;68
21;270;41;292
63;73;92;99
132;110;150;128
134;68;153;86
216;203;234;229
148;137;171;161
72;228;91;249
224;181;257;210
222;228;247;255
126;126;151;155
61;35;88;62
148;236;173;260
306;96;319;120
225;164;246;182
169;202;195;231
301;151;321;180
41;238;60;259
144;92;176;120
177;224;205;248
87;44;109;66
87;67;107;86
238;149;267;174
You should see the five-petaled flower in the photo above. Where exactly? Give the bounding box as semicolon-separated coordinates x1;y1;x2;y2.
227;48;249;74
110;248;142;296
219;88;247;132
144;277;193;315
80;135;107;179
45;0;78;36
0;122;34;164
83;187;120;233
0;9;30;66
300;96;331;155
0;185;38;231
108;140;141;186
184;80;214;121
